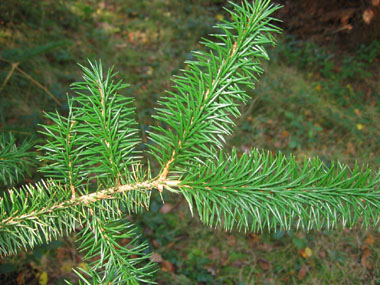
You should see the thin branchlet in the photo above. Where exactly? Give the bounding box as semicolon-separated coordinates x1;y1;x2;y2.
0;178;180;229
150;0;282;176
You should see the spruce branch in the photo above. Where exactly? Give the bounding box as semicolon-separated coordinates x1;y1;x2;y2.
72;218;156;284
72;61;141;187
38;100;85;199
1;0;380;283
0;133;35;186
181;149;380;232
39;61;142;196
0;177;157;256
149;0;281;178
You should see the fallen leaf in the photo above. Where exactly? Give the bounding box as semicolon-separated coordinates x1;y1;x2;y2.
145;66;153;75
299;247;313;259
257;242;273;252
161;260;175;273
226;235;236;247
363;9;375;24
152;239;159;248
318;250;327;259
150;252;163;263
306;247;312;257
354;109;362;117
216;14;224;20
159;203;174;214
274;140;282;148
38;271;48;285
365;234;375;245
16;272;24;285
281;130;289;138
207;266;217;276
361;245;372;269
258;259;271;271
249;233;259;248
298;265;307;280
344;142;356;156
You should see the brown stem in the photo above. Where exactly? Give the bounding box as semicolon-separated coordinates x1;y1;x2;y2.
0;62;20;94
0;178;182;228
16;66;62;106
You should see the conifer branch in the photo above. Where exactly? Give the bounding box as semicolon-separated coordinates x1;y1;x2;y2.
0;178;157;256
181;149;380;232
38;100;86;191
1;1;379;283
149;0;281;177
71;61;141;187
0;133;35;186
72;218;156;284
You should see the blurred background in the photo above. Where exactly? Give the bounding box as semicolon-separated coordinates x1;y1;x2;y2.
0;0;379;283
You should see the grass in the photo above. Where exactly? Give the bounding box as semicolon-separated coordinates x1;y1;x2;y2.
231;59;379;167
0;0;379;283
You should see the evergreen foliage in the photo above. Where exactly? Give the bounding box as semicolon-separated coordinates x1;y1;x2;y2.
0;133;35;186
182;149;380;232
0;0;379;283
72;219;156;284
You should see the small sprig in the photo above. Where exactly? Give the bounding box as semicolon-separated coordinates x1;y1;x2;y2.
72;219;156;284
149;0;281;177
0;177;155;257
72;61;141;187
38;100;85;199
0;133;35;186
181;149;380;232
